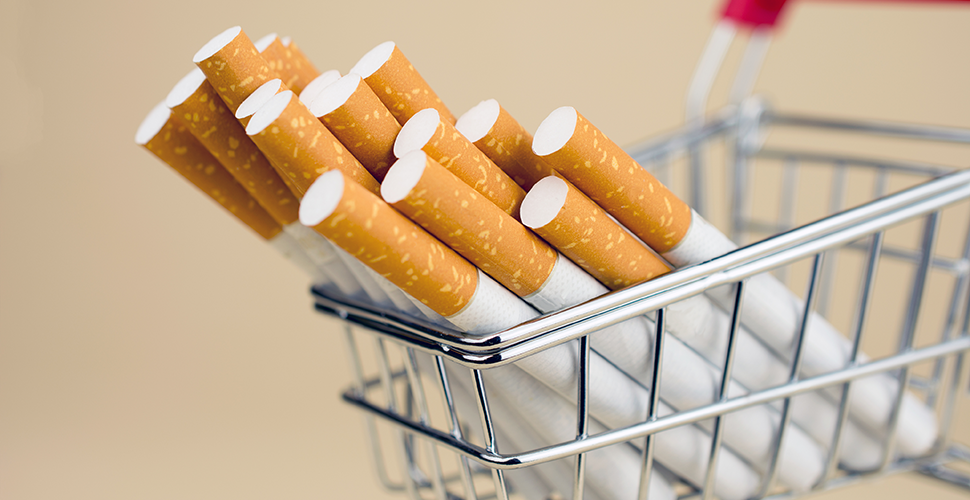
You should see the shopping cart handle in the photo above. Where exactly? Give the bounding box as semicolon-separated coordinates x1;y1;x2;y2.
722;0;970;28
722;0;789;27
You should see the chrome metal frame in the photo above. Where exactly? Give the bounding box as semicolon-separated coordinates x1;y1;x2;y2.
315;22;970;500
315;107;970;499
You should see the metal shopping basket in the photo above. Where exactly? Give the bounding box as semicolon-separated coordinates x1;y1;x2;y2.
312;1;970;498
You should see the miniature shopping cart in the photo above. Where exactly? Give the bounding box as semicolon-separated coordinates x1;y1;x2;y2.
312;1;970;498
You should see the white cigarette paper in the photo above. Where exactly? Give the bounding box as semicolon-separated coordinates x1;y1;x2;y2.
532;105;939;460
433;354;676;500
523;174;892;469
381;152;778;496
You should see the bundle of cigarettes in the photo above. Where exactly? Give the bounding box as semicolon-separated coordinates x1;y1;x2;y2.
136;27;939;500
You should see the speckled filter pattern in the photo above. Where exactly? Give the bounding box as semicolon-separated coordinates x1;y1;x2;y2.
362;45;455;125
388;155;557;296
307;173;478;317
318;78;400;181
249;95;379;197
531;180;670;290
196;28;280;113
421;116;525;218
474;104;558;191
540;110;693;253
260;38;319;95
143;116;282;240
170;80;300;225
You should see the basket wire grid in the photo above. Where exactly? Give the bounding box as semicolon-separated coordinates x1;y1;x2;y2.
311;24;970;500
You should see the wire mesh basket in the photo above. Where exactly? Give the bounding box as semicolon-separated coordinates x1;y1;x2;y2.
311;3;970;499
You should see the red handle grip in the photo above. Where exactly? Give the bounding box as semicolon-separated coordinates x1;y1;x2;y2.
722;0;970;28
722;0;789;27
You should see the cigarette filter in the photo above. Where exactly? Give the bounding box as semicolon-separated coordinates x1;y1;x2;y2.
394;108;525;218
383;150;557;296
349;41;455;125
136;101;329;282
246;90;380;197
533;106;692;253
166;68;300;226
163;70;367;294
521;175;671;289
138;101;281;240
456;99;557;191
259;35;320;95
193;26;280;113
534;105;939;459
299;170;537;334
235;78;283;127
299;69;341;107
239;85;437;317
310;74;400;182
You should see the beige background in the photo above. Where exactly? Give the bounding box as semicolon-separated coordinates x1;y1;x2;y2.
1;0;969;499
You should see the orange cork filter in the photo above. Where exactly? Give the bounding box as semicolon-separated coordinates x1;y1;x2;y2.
310;74;400;182
193;26;280;113
394;108;525;218
258;34;320;95
521;176;671;290
533;106;693;253
300;170;477;317
456;99;558;191
349;41;455;125
246;90;380;197
165;68;300;225
382;150;558;297
136;101;282;240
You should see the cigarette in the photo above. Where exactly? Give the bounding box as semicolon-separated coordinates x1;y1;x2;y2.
383;150;558;296
480;345;761;500
235;78;283;127
437;356;676;500
383;151;829;489
258;34;320;95
310;74;400;182
236;83;435;317
246;90;380;197
521;175;670;289
513;167;886;473
299;170;538;334
349;41;455;125
136;101;331;282
299;69;341;107
164;70;365;297
193;26;279;113
394;108;525;218
138;101;281;240
456;99;557;191
166;68;300;226
430;358;558;500
533;105;939;459
533;106;692;253
376;149;793;492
